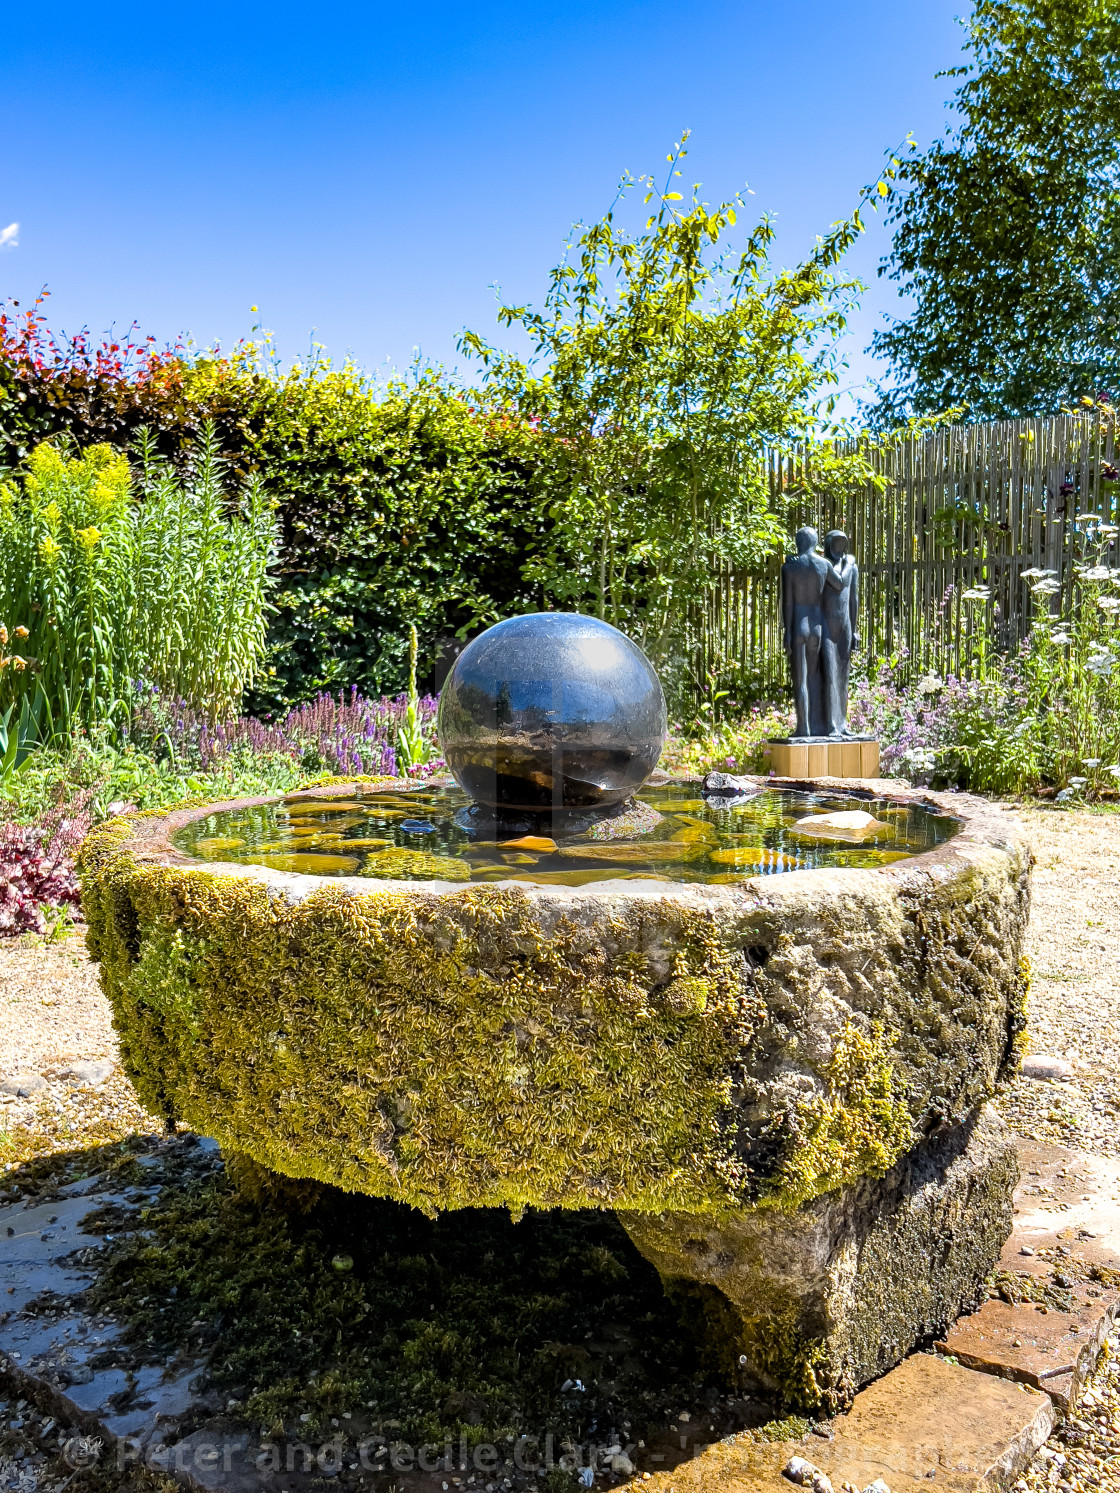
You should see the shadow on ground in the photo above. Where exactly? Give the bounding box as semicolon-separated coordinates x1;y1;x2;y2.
0;1133;786;1490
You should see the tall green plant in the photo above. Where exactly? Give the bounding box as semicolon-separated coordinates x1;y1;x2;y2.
1;301;550;711
462;136;870;691
1020;539;1120;785
0;431;277;732
395;623;432;770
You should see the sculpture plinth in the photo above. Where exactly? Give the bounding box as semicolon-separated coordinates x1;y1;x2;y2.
768;527;880;779
767;737;880;780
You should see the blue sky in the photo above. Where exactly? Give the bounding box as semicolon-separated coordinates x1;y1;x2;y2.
2;1;967;412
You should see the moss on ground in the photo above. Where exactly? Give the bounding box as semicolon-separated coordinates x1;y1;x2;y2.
72;1144;766;1450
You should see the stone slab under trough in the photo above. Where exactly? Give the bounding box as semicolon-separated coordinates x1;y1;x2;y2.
621;1105;1019;1409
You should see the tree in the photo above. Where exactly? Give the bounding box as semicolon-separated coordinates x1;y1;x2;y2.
462;136;867;693
873;0;1120;420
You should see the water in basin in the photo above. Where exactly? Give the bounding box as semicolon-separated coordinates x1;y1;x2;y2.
172;783;960;886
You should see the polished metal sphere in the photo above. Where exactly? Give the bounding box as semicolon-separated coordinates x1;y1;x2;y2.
437;613;667;812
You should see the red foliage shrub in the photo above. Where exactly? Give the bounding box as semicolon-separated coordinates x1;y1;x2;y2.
0;793;93;937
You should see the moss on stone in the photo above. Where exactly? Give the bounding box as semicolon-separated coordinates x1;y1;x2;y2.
79;786;1031;1232
766;1021;916;1211
81;818;765;1216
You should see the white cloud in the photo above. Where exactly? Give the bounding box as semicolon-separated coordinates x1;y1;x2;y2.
0;223;18;251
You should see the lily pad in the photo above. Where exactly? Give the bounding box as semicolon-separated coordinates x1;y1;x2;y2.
827;848;912;868
641;798;707;813
283;800;368;814
670;824;719;844
501;835;557;852
191;836;247;854
558;841;708;863
709;847;802;871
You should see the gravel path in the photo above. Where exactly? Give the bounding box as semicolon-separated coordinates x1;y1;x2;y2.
994;806;1120;1492
0;804;1118;1491
0;936;150;1169
999;807;1120;1161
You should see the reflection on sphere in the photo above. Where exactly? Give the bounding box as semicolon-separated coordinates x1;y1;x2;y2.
436;613;667;813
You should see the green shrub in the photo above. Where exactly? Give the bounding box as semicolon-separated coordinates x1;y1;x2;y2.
852;535;1120;797
0;304;551;710
220;365;548;711
0;434;276;732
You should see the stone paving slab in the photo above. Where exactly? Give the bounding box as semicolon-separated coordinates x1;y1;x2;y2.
938;1143;1120;1412
627;1356;1055;1492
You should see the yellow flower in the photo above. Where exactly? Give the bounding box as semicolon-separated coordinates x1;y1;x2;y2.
91;482;118;516
75;525;103;551
37;535;61;566
13;625;28;639
42;501;62;533
27;444;65;482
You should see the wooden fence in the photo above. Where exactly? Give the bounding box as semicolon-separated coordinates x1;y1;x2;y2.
701;411;1120;694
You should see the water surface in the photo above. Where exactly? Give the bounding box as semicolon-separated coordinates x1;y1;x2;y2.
173;783;959;886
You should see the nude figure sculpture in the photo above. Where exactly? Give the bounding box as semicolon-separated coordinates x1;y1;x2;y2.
781;527;832;739
780;526;861;740
821;529;860;739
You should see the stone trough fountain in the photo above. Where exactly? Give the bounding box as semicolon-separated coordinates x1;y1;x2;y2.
80;612;1031;1413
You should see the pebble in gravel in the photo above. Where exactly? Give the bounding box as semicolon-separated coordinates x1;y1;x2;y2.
1021;1056;1076;1082
60;1060;114;1087
0;1076;46;1097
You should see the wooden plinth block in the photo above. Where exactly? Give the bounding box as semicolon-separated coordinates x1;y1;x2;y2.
765;739;880;781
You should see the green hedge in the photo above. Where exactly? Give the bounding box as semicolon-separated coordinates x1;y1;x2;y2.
0;319;549;708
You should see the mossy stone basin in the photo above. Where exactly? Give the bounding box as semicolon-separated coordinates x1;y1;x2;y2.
80;774;1031;1411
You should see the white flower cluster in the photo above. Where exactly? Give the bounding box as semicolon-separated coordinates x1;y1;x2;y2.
902;747;938;774
1086;644;1117;677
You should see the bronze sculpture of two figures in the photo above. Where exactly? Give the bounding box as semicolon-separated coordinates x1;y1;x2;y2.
781;527;861;741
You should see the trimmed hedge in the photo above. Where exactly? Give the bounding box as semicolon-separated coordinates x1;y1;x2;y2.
0;307;550;709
